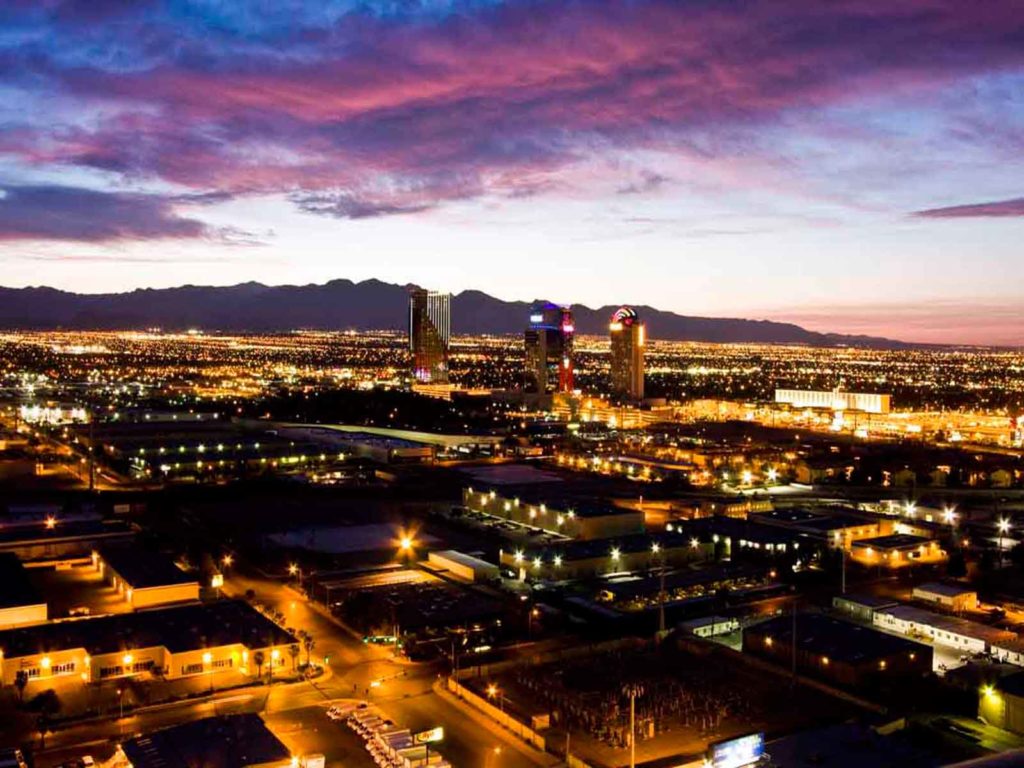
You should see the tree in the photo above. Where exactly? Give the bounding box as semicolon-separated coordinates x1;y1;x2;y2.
288;644;300;671
303;635;316;668
28;689;61;750
947;550;968;578
253;650;265;681
14;670;28;704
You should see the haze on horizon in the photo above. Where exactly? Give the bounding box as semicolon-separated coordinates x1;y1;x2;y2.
0;1;1022;346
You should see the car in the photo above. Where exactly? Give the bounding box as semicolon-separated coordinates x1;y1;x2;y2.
68;606;91;617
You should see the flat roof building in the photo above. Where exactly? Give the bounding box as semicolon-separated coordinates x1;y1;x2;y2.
0;518;134;560
119;714;292;768
427;550;500;583
744;613;932;689
774;388;892;414
873;605;1016;658
0;553;46;629
832;593;899;624
913;582;978;613
462;487;644;541
850;534;945;568
0;599;295;690
95;546;200;608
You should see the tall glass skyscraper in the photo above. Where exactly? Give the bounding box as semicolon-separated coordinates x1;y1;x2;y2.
609;306;645;401
408;288;451;384
524;302;574;394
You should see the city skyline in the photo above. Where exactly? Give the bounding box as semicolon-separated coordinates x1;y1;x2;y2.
1;2;1023;345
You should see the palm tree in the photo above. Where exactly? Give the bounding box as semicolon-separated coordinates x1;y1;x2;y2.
253;650;265;681
303;635;316;668
14;670;28;704
288;644;300;671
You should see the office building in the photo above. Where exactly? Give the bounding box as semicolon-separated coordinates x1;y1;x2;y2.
0;599;295;689
94;546;201;608
408;288;451;384
774;388;892;414
524;302;574;394
609;306;645;401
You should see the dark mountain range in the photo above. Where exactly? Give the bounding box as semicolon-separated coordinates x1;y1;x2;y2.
0;278;908;347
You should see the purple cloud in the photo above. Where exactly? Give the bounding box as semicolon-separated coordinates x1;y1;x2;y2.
2;1;1024;222
913;197;1024;218
0;184;238;242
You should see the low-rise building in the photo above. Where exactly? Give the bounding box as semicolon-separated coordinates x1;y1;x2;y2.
427;550;499;583
912;582;978;613
0;599;294;689
117;713;294;768
832;593;898;624
463;487;644;540
500;531;705;580
979;672;1024;734
94;546;200;608
873;605;1015;657
0;554;46;629
850;534;945;568
744;613;931;689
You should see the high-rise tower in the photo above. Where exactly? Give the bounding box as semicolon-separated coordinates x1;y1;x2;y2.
524;302;574;394
609;306;645;401
408;288;451;384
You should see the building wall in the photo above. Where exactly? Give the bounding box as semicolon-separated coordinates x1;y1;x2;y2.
0;603;47;630
1;640;289;688
129;583;201;608
872;612;988;654
850;540;945;568
462;488;644;540
912;587;977;613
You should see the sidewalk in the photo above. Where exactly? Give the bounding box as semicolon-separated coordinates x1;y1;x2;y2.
432;679;559;768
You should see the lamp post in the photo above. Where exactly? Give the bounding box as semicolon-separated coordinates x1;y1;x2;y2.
487;683;505;713
622;683;644;768
998;518;1011;567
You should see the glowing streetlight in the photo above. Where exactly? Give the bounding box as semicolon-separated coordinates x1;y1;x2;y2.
288;563;298;576
400;536;413;551
767;468;778;483
650;542;661;555
610;547;621;563
222;554;233;567
943;507;957;525
45;516;57;530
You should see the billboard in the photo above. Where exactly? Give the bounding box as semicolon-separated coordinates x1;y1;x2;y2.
706;732;765;768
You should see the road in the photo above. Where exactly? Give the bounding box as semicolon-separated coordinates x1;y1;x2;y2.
29;569;540;768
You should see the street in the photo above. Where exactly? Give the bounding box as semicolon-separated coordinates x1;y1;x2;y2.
28;569;541;768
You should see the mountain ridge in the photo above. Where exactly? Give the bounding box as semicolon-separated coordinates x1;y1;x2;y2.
0;278;914;348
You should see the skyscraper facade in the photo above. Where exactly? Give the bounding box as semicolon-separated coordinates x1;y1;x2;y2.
609;306;645;401
408;288;451;384
524;302;574;394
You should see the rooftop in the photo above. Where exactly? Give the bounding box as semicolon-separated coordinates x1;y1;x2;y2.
0;599;295;659
877;605;1015;645
0;553;44;610
99;545;197;589
834;593;899;609
120;714;290;768
913;581;976;598
748;613;929;664
852;534;932;550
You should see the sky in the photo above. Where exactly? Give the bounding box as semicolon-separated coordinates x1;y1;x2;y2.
1;1;1023;345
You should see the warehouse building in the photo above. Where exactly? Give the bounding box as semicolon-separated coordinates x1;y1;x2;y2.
118;714;294;768
912;582;978;613
0;518;134;560
94;546;200;608
873;605;1015;657
462;487;644;540
500;531;706;580
832;593;898;624
0;553;47;629
979;672;1024;735
427;550;500;583
0;599;294;689
849;534;945;568
744;613;932;689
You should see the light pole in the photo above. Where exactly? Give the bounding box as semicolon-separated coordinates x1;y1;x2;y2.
998;518;1011;567
622;683;644;768
651;542;665;636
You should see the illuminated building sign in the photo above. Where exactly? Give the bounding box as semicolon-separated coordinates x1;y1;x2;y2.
414;727;444;744
530;314;544;324
706;733;765;768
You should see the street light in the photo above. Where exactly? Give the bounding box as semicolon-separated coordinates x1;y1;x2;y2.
622;683;644;768
486;683;504;713
998;518;1011;566
222;554;233;568
203;651;214;694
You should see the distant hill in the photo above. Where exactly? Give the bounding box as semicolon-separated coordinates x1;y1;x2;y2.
0;278;908;347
